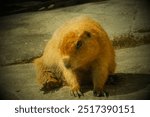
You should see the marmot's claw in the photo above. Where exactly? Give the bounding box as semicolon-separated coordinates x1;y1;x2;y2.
70;89;84;97
93;90;109;97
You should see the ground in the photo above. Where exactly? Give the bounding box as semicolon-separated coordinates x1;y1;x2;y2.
0;0;150;99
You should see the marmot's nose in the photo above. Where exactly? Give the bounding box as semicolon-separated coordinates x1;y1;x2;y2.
63;59;71;69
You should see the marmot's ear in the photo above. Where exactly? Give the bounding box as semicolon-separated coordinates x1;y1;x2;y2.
82;31;92;39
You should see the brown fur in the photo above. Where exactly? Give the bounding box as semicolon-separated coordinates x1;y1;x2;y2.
34;16;116;96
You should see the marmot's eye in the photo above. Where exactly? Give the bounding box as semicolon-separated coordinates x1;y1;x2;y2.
76;40;82;49
85;31;91;38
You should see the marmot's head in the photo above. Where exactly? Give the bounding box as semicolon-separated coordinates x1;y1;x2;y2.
59;29;101;70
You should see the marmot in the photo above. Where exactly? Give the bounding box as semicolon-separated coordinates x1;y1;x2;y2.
34;16;116;97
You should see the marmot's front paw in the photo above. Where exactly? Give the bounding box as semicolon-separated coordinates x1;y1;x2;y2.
40;79;62;94
93;90;109;97
70;87;84;97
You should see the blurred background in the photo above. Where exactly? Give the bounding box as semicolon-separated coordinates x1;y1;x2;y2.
0;0;99;16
